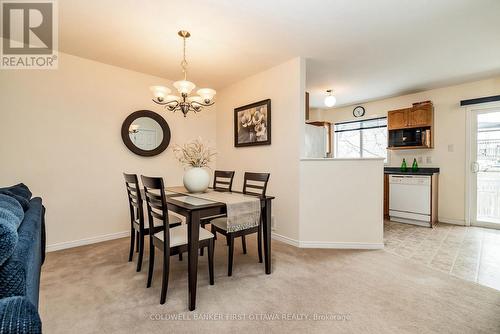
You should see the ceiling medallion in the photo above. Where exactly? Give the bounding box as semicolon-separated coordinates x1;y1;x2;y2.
150;30;216;117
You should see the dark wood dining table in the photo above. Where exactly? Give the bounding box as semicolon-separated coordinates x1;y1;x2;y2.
164;187;274;311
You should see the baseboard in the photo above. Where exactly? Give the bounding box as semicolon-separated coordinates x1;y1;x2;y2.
47;230;130;252
271;233;384;249
298;241;384;249
49;231;384;252
271;232;300;247
438;217;466;226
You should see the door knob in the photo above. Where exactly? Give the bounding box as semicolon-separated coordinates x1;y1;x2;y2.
471;162;479;173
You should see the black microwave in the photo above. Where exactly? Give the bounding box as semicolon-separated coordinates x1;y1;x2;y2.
388;127;431;148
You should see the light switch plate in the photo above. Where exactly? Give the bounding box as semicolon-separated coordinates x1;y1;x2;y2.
426;156;432;164
448;144;454;152
417;157;423;164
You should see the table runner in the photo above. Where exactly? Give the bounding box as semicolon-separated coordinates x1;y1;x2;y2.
170;188;261;232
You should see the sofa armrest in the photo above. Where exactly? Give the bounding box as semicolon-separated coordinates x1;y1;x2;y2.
0;296;41;333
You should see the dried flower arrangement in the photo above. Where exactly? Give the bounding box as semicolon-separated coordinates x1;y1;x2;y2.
173;138;216;168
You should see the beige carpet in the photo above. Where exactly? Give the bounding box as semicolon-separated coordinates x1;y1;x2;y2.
40;235;500;334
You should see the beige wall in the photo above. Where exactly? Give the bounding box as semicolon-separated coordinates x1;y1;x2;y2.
299;158;384;248
0;53;216;247
215;58;305;240
310;77;500;224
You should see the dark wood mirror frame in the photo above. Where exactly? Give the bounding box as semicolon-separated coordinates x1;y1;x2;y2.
121;110;171;157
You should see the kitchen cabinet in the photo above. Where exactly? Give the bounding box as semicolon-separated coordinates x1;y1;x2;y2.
409;103;433;127
383;168;439;227
387;108;410;130
387;101;433;129
384;174;389;218
387;101;434;150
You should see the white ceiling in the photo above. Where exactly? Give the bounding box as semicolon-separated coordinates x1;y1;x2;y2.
59;0;500;107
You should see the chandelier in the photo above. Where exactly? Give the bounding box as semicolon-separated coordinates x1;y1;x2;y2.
150;30;216;117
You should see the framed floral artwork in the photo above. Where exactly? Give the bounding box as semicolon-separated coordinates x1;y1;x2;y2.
234;99;271;147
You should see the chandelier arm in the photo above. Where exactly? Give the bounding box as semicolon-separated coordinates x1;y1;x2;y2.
189;104;201;113
190;100;215;107
152;99;181;107
167;104;180;112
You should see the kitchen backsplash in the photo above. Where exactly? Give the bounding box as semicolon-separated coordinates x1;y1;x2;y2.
387;150;439;167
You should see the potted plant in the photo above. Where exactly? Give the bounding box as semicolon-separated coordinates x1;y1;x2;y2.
173;138;216;193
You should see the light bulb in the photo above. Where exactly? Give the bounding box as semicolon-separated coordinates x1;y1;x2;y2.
173;80;196;95
324;90;336;107
197;88;216;102
150;86;171;102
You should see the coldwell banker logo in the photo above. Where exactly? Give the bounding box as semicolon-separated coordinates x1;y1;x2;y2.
1;0;58;69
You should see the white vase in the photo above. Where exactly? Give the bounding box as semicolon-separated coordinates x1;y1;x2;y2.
183;167;210;193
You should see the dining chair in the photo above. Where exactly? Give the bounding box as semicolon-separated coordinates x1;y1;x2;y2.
199;170;235;256
141;175;215;304
123;173;182;272
210;172;270;276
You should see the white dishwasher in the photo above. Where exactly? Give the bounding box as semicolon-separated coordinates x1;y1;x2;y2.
389;174;431;227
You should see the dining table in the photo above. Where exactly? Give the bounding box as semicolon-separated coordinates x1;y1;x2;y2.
164;186;274;311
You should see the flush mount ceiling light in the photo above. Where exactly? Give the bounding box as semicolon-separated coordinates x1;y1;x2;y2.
150;30;216;117
324;89;337;107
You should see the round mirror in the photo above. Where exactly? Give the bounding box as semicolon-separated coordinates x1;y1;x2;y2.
121;110;171;157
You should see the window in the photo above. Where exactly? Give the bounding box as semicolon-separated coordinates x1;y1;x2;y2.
334;117;387;161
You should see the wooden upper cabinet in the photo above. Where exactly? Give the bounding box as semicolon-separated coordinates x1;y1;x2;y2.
388;108;409;130
388;102;433;130
409;103;433;127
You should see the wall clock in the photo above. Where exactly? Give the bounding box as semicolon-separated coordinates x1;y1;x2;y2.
353;106;365;118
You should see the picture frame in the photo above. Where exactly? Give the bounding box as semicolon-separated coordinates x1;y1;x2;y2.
234;99;271;147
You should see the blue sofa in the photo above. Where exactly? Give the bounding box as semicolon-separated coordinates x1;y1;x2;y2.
0;184;45;334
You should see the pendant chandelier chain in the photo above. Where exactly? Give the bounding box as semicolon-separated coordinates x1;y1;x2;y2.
181;35;188;81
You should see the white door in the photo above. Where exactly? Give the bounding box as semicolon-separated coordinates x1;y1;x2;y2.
469;105;500;229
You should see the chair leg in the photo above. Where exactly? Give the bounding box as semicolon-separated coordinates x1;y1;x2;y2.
135;231;139;253
211;225;217;240
257;225;263;263
147;240;154;288
241;235;247;254
208;239;214;285
136;231;144;272
179;252;183;261
228;235;234;277
200;222;208;257
128;228;135;262
160;246;170;305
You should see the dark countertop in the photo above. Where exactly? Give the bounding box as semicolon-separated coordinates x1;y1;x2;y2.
384;167;440;175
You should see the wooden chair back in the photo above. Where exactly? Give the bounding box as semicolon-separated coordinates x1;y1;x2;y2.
243;172;270;197
140;175;171;243
124;173;144;226
213;170;235;192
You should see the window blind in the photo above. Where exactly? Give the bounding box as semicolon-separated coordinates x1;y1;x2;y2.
334;117;387;133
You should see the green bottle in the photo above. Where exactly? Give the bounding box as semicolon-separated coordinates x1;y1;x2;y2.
412;158;419;172
401;158;407;172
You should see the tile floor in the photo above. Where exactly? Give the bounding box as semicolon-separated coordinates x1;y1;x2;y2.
384;220;500;290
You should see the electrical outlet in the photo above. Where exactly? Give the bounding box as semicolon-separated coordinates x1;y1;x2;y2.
271;216;276;231
448;144;454;152
417;157;423;164
426;156;432;164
